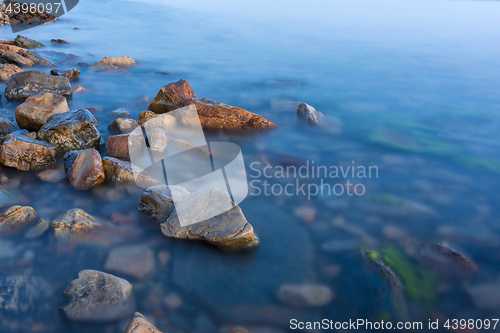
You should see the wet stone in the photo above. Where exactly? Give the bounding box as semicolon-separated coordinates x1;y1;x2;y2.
60;270;134;322
51;208;102;239
0;63;23;81
5;70;72;99
0;205;37;235
36;109;101;154
64;148;105;190
15;92;69;131
297;103;323;124
14;35;44;48
160;189;259;251
0;131;56;171
50;68;80;81
124;312;163;333
36;169;66;182
1;51;34;67
102;156;160;187
108;118;139;134
110;108;131;118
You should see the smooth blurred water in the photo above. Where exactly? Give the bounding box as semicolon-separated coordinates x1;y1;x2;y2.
2;0;500;332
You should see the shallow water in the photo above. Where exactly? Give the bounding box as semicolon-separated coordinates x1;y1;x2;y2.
2;0;500;332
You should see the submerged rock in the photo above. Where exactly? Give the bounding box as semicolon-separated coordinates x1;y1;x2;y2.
60;270;134;322
64;149;105;190
21;50;55;67
139;185;190;223
14;35;44;48
108;117;139;134
297;103;323;124
466;281;500;311
15;92;69;131
1;51;34;67
100;56;138;67
104;245;156;280
276;284;333;308
102;156;159;187
36;169;66;182
0;132;56;171
110;108;131;118
160;189;258;251
124;312;162;333
24;218;50;239
36;109;101;154
88;62;124;72
51;208;102;239
5;70;72;99
0;205;37;235
148;79;276;130
50;68;80;81
0;63;23;81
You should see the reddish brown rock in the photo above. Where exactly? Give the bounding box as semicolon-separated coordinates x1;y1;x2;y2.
64;149;105;190
0;132;56;171
105;133;131;160
15;93;69;131
148;79;276;130
124;312;162;333
148;79;195;114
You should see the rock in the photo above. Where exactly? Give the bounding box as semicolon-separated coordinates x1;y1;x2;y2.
148;128;167;152
60;270;134;322
102;156;160;187
0;63;23;81
88;62;125;72
276;284;333;308
466;281;500;311
15;92;69;131
64;149;105;190
160;189;258;251
105;133;132;160
149;79;276;130
110;108;131;118
50;68;80;81
51;38;69;44
138;96;150;104
0;132;56;171
138;110;157;125
148;79;195;113
0;43;26;54
36;109;101;154
14;35;44;48
5;70;72;99
0;205;37;235
417;243;478;278
51;208;102;239
36;169;66;182
0;109;20;142
99;56;138;67
73;85;86;93
164;293;182;309
104;245;156;280
1;51;34;67
297;103;323;124
139;185;190;223
108;118;139;134
124;312;162;333
21;50;55;66
24;218;50;239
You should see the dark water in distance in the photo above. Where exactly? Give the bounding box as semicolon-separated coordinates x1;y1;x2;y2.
2;0;500;332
